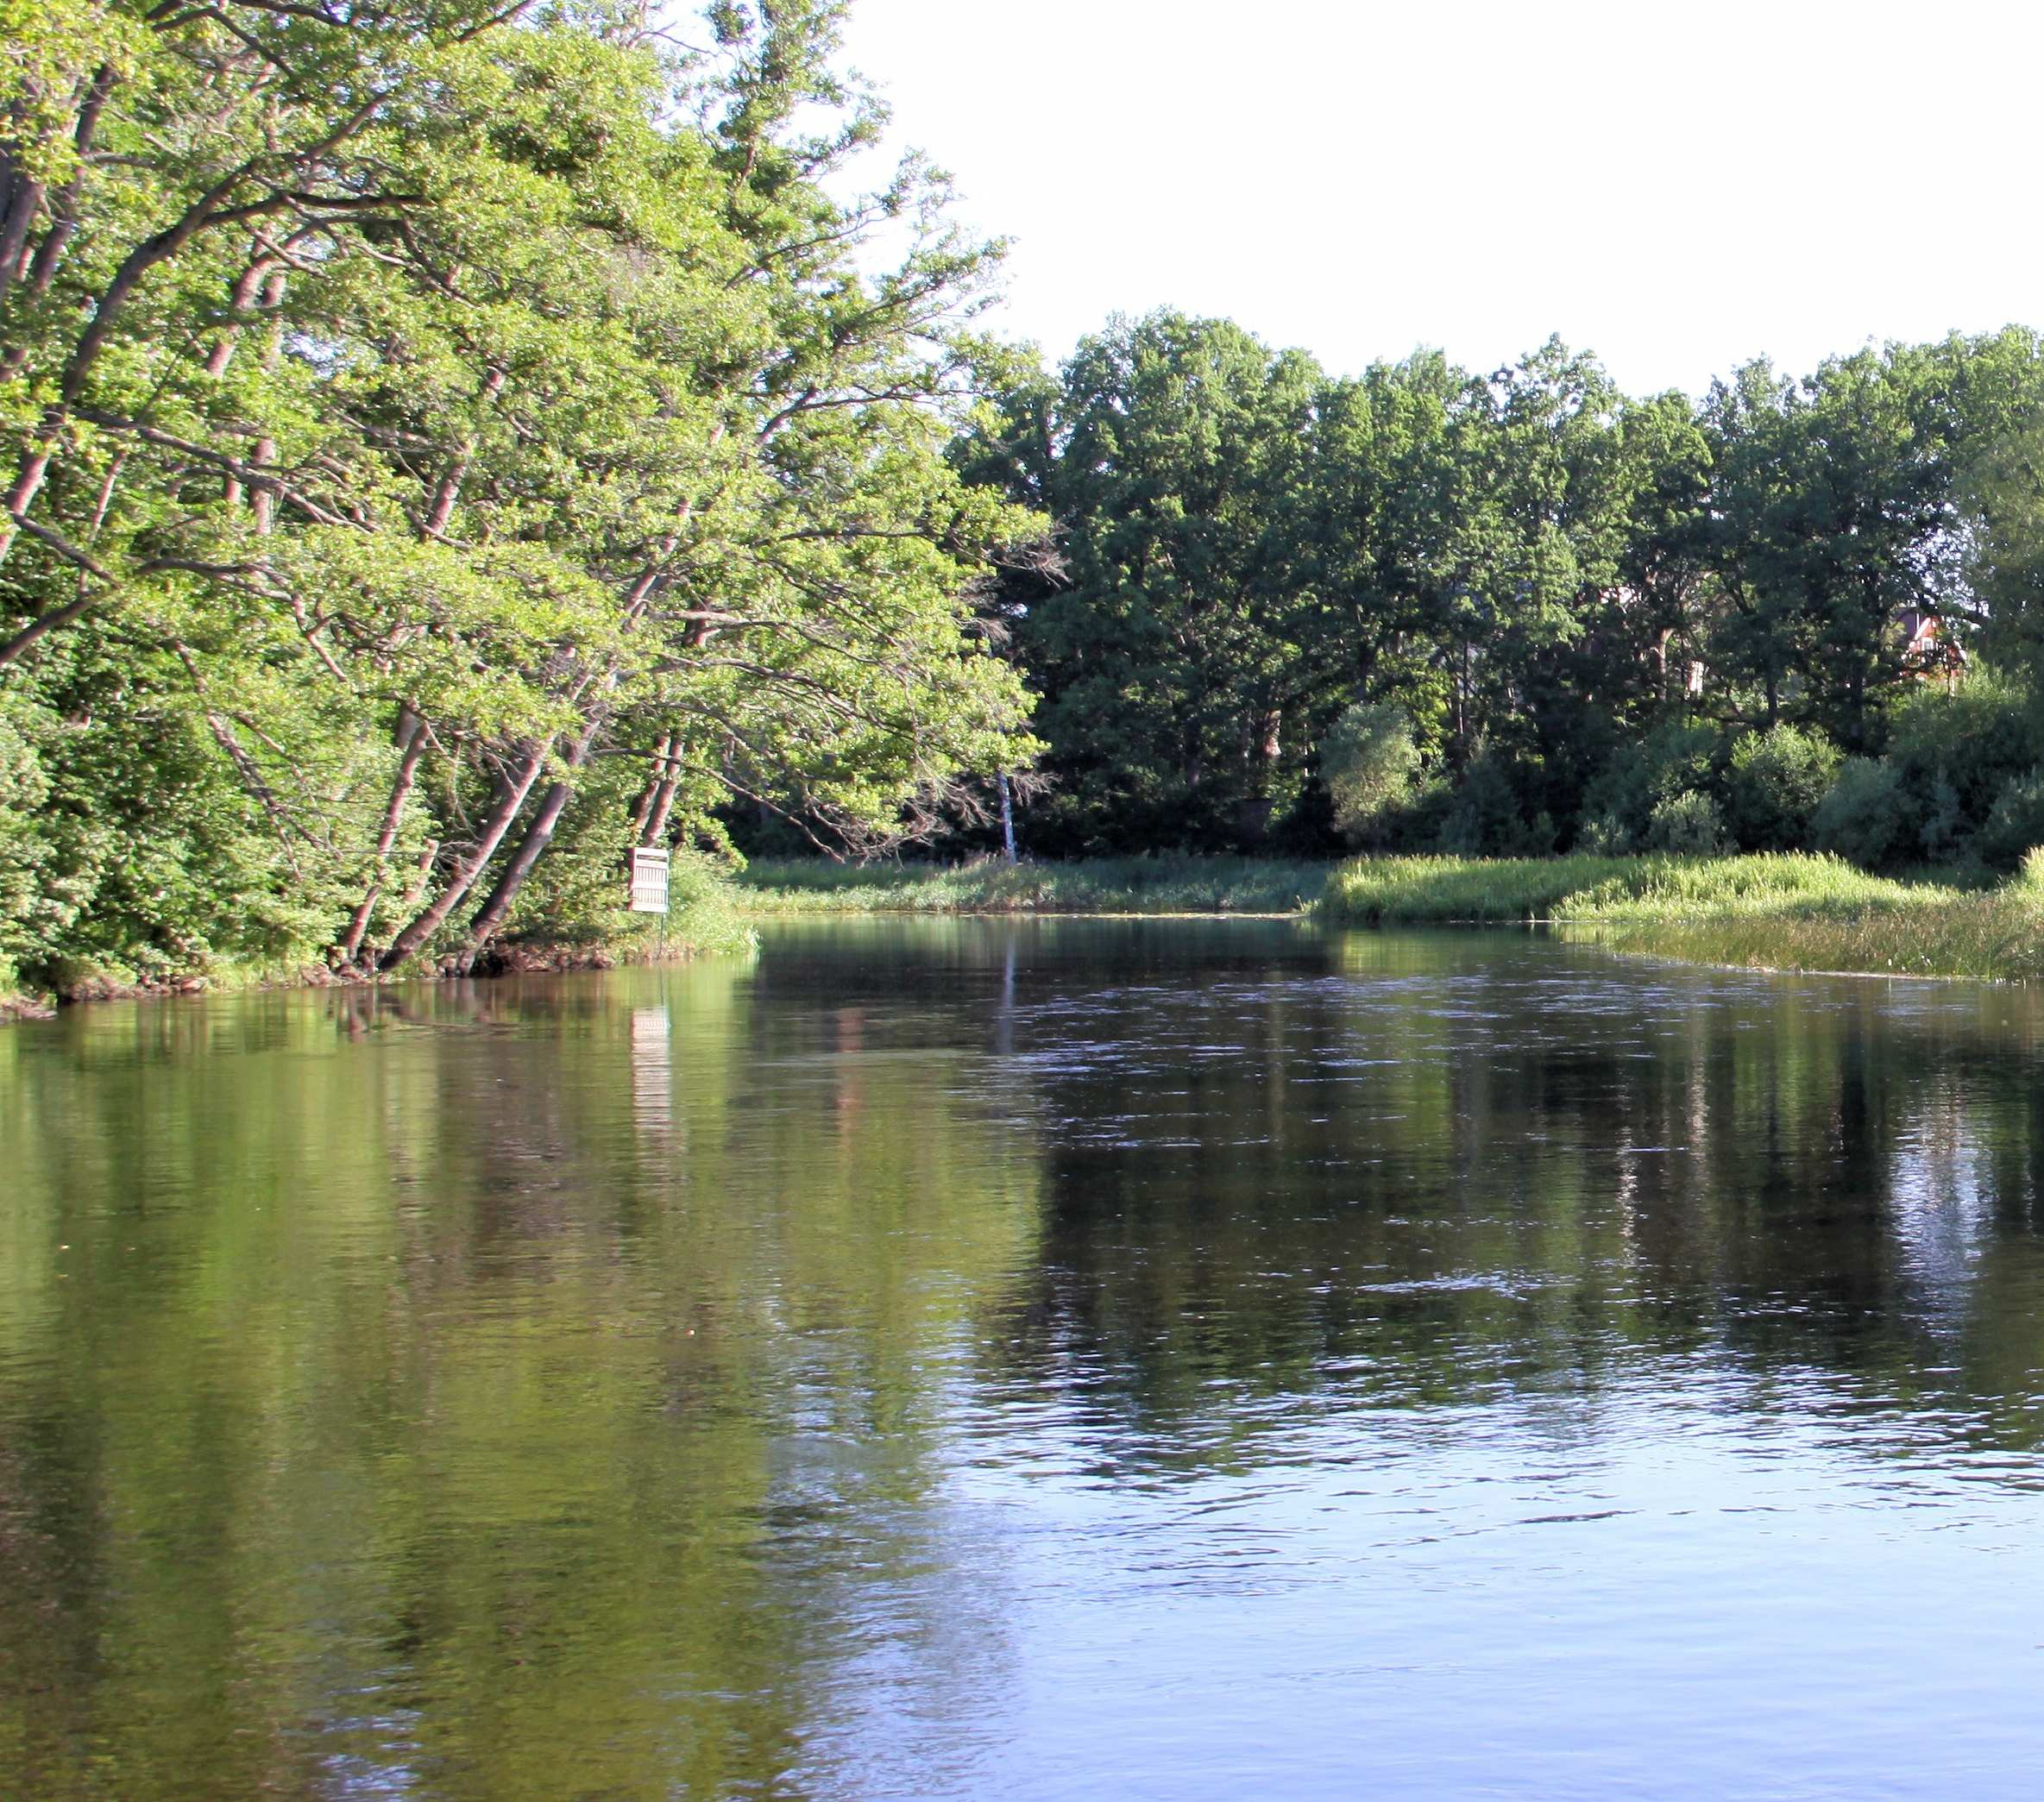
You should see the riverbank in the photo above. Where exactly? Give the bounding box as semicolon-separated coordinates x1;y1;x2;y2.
10;851;2041;1014
1320;851;2042;983
733;855;1333;915
733;851;2044;983
0;908;756;1018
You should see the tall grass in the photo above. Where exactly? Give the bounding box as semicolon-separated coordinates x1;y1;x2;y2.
729;850;2044;983
1324;851;2041;981
1591;890;2044;982
1322;852;1961;924
733;854;1333;915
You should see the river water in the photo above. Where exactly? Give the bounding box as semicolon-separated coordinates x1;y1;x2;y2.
4;920;2044;1799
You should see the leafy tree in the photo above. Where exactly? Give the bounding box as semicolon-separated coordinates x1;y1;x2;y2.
0;0;1041;984
1320;701;1419;845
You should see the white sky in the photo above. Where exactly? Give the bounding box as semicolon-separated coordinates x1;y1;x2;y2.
837;0;2044;397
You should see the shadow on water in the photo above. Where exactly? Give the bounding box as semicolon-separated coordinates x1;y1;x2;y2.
5;919;2044;1797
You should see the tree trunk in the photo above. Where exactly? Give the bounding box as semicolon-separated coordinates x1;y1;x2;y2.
628;736;673;841
377;740;551;971
336;706;425;967
457;725;602;966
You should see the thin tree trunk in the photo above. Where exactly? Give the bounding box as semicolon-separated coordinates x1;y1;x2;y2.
628;735;673;841
337;705;425;967
377;740;551;971
643;761;683;846
458;725;600;964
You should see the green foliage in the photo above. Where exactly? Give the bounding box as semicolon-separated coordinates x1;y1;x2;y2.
10;4;2044;987
1725;725;1841;852
1884;666;2038;838
1599;889;2044;983
958;317;2044;870
1814;757;1911;869
1323;851;1955;926
0;0;1041;983
1579;722;1723;851
1979;771;2044;872
1435;755;1553;857
1321;703;1419;845
733;853;1332;914
1645;790;1726;854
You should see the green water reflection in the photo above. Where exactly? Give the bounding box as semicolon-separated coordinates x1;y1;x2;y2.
4;921;2044;1798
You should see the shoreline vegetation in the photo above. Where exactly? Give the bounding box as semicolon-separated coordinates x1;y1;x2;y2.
734;851;2044;984
731;855;1336;917
0;907;758;1020
11;6;2044;1021
6;848;2042;1016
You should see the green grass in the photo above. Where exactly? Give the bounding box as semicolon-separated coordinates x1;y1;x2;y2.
1324;850;2044;982
1321;851;1965;926
733;854;1334;916
1586;894;2044;983
739;850;2044;983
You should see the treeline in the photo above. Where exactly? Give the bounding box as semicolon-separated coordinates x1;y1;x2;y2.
949;314;2044;870
0;0;1034;991
12;3;2044;1000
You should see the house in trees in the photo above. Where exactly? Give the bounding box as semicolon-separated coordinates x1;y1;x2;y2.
1896;607;1965;685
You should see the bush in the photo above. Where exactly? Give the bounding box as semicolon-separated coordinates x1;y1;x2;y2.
1645;790;1726;854
1814;757;1911;869
1886;665;2038;827
1979;769;2044;871
1576;722;1722;851
1321;702;1420;845
1437;756;1550;857
1920;773;1965;860
1725;725;1840;851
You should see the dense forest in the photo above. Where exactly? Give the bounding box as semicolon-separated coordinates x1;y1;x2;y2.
953;318;2044;868
8;0;2044;995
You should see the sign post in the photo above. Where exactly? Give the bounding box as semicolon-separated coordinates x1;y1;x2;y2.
630;847;670;956
629;847;671;914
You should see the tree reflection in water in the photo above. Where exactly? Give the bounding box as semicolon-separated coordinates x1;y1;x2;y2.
4;921;2044;1798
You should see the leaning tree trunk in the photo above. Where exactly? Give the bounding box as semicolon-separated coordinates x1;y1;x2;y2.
336;704;426;968
456;724;602;969
377;740;551;972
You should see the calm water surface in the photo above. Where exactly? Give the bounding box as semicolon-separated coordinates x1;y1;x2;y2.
6;920;2044;1799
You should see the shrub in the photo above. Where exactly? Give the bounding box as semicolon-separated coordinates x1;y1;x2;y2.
1321;703;1420;846
1437;756;1550;857
1814;757;1910;869
1920;773;1965;860
1979;769;2044;871
1725;725;1840;851
1644;790;1726;854
1887;665;2038;826
1576;722;1722;851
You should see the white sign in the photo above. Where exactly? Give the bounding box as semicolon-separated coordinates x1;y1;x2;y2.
628;846;670;914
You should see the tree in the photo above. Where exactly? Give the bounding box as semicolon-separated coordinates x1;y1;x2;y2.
0;0;1042;985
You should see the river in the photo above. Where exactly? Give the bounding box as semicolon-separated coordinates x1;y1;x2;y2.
4;920;2044;1798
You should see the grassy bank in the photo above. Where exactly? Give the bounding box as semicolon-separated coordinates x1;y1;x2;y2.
1324;851;2044;982
1320;851;1965;926
733;851;2044;983
1582;892;2044;983
733;854;1333;915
